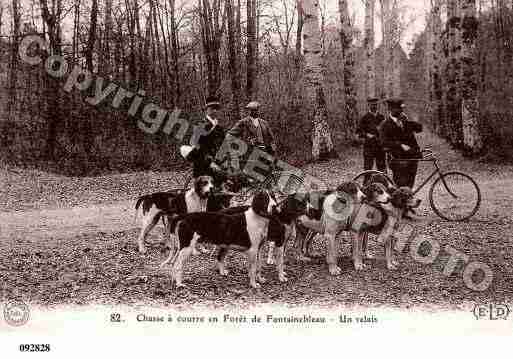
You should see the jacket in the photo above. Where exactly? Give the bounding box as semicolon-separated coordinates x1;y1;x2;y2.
378;115;423;159
357;112;385;147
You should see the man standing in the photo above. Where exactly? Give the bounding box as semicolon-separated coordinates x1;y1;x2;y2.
227;101;277;178
228;101;277;156
185;95;227;186
357;98;386;180
379;98;423;188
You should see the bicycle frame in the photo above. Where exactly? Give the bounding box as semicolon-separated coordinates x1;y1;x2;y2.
390;155;459;199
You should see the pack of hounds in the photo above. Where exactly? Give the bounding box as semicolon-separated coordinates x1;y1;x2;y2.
134;174;421;289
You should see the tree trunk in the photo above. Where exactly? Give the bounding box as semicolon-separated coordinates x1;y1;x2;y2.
446;0;463;148
199;0;224;97
339;0;357;138
39;0;64;160
7;0;20;118
364;0;375;101
246;0;257;99
226;0;241;122
429;0;443;134
86;0;98;73
460;0;482;153
102;0;113;77
302;0;335;160
295;1;304;57
381;0;393;99
0;5;4;36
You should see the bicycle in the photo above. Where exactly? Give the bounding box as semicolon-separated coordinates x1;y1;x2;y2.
353;148;481;221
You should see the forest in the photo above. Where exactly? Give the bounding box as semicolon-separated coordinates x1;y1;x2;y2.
0;0;512;175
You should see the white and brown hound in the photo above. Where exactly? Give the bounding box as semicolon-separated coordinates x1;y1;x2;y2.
160;191;278;289
134;176;230;254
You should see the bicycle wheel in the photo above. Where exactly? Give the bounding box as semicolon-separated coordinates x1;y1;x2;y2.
352;170;395;188
429;171;481;221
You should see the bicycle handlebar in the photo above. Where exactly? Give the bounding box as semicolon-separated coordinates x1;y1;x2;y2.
388;148;436;161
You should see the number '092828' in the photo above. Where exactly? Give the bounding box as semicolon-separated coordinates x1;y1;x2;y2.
19;344;51;352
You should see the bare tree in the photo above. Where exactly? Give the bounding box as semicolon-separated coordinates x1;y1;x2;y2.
85;0;98;73
339;0;357;136
226;0;241;121
364;0;376;100
199;0;226;97
460;0;482;152
302;0;335;160
427;0;442;133
445;0;463;146
39;0;64;159
247;0;258;99
7;0;21;118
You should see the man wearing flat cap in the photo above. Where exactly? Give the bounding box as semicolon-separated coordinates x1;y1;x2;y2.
228;101;277;156
357;98;386;181
379;98;423;189
186;95;227;186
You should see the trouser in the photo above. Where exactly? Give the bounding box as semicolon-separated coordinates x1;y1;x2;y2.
363;144;387;183
390;160;418;189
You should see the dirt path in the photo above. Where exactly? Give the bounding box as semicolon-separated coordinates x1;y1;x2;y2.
2;132;513;308
0;200;137;241
1;130;512;243
1;171;512;242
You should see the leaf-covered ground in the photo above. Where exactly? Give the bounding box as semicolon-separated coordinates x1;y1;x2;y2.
1;131;513;309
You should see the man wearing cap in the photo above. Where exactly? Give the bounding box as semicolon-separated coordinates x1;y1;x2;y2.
186;95;227;186
228;101;277;156
357;98;386;180
379;98;423;189
225;101;275;175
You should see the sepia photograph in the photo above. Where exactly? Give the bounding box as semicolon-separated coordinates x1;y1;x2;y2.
0;0;512;355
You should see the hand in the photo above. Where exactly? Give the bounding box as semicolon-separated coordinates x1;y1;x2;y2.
401;144;411;152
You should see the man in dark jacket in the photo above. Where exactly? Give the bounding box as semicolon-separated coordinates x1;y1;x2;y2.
379;98;423;188
357;98;386;181
187;95;227;187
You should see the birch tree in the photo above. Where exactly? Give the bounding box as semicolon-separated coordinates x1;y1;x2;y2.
380;0;392;99
364;0;376;100
427;0;442;133
301;0;335;160
339;0;357;134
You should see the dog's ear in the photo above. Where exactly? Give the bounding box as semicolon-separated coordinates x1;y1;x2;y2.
193;176;202;194
362;184;374;201
251;191;270;215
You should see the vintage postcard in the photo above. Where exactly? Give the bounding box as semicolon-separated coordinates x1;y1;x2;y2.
1;0;512;356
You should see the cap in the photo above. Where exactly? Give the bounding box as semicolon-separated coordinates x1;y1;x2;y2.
205;95;221;108
386;98;404;109
367;97;379;103
245;101;260;110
